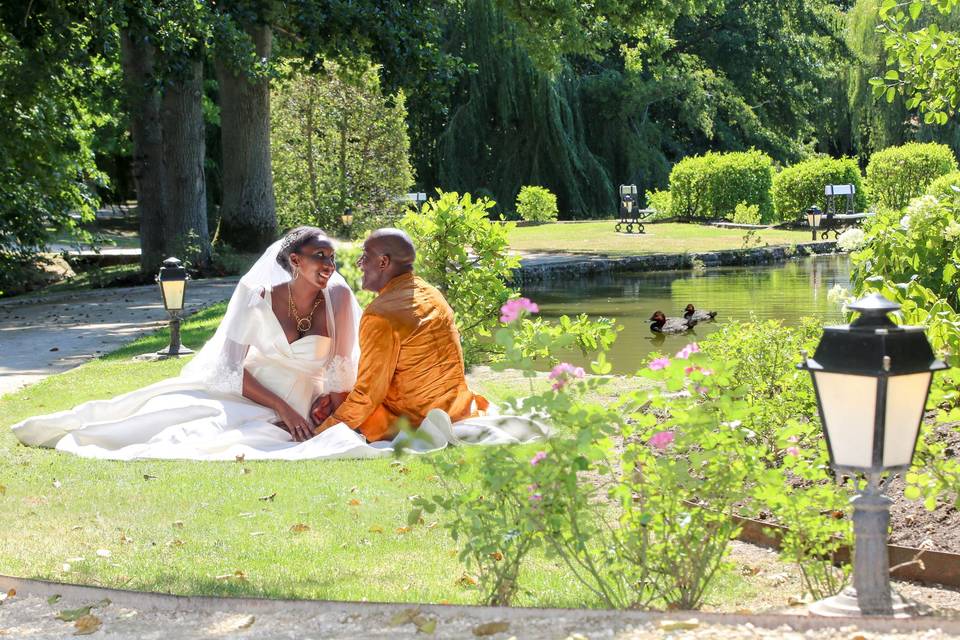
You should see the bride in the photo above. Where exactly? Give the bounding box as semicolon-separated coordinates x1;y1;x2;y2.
12;227;548;460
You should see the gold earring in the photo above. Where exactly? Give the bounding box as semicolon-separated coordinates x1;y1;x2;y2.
292;265;300;280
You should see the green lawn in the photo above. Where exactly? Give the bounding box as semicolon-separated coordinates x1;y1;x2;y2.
507;221;814;256
0;307;781;609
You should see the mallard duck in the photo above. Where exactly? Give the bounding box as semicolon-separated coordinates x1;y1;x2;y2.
650;310;697;334
683;304;717;322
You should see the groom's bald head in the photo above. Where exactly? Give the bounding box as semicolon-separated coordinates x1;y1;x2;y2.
358;228;417;292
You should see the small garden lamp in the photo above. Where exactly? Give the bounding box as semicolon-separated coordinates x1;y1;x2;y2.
341;206;354;227
619;184;637;217
156;257;194;358
799;293;946;617
806;205;823;241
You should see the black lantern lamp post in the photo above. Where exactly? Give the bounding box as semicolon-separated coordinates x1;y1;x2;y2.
156;257;194;358
806;205;823;241
799;293;947;617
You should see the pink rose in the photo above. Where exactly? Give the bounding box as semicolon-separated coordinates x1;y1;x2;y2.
675;343;700;359
648;431;675;450
500;297;540;323
548;362;586;390
649;357;670;371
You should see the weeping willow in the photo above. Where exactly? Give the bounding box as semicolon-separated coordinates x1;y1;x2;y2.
438;0;618;217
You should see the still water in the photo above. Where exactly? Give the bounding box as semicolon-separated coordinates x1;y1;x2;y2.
521;254;852;374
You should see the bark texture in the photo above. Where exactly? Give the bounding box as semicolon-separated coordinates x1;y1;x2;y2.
160;56;211;268
120;29;167;274
215;24;276;251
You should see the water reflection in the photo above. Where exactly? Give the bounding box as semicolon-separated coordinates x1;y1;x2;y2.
521;254;851;374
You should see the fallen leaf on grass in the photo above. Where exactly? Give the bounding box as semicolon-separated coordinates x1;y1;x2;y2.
396;526;410;535
74;614;102;635
489;551;503;561
250;532;265;537
215;570;248;582
48;594;61;605
0;485;6;495
56;606;92;622
167;539;185;548
119;532;133;544
455;573;478;587
259;492;276;502
290;523;310;533
70;525;83;531
143;474;157;481
348;498;361;506
369;525;384;534
172;521;184;528
473;621;509;636
658;619;699;631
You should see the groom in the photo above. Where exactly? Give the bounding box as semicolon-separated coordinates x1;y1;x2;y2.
312;228;488;441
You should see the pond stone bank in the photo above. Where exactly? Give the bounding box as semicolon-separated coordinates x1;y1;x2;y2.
513;240;839;284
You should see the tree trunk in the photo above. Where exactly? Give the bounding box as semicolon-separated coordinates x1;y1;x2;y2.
215;24;276;251
161;56;211;268
120;28;167;274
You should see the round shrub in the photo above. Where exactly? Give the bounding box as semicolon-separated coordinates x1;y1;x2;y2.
668;150;774;222
644;188;671;220
924;171;960;199
771;157;866;222
515;185;559;223
732;202;761;225
865;142;958;211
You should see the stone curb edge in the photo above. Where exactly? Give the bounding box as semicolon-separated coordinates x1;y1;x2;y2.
3;574;960;635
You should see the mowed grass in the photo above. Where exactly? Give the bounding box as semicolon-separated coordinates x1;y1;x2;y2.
507;221;814;256
0;305;774;609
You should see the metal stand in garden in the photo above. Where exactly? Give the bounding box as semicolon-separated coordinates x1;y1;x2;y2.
157;312;194;359
809;473;918;618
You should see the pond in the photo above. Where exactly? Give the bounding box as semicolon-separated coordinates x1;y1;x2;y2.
521;253;852;374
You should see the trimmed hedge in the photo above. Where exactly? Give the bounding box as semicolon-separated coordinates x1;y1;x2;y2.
865;142;958;211
924;171;960;199
515;185;559;223
669;150;774;222
772;157;867;222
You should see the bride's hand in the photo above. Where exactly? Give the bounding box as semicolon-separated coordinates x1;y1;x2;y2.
275;402;314;442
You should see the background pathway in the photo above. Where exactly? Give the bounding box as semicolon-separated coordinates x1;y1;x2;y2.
0;278;238;397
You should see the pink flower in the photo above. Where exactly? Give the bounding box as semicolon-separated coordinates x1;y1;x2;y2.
549;362;585;390
649;357;670;371
529;493;543;503
787;435;800;443
785;446;800;457
500;297;540;323
527;483;543;504
530;451;548;466
675;343;700;359
696;385;709;394
648;431;675;450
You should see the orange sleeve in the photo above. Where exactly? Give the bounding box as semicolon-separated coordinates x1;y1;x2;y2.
318;313;399;432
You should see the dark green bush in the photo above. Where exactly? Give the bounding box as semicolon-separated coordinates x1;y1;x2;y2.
668;150;774;222
772;157;867;222
865;142;957;210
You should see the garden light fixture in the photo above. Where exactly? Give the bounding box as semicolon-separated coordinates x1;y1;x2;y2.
799;293;946;617
806;205;823;241
341;206;354;227
156;257;193;358
619;184;637;216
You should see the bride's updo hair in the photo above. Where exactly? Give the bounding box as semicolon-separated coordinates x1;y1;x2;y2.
276;226;329;273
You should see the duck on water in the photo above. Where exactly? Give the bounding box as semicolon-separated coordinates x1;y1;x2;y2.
649;311;697;334
684;304;717;323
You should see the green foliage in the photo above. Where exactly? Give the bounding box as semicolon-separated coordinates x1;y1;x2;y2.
875;0;960;123
645;189;672;219
865;142;958;210
924;171;960;198
398;191;520;365
732;203;761;225
0;14;106;296
271;61;413;238
772;157;867;221
510;314;620;365
851;192;960;309
515;186;559;223
668;150;774;222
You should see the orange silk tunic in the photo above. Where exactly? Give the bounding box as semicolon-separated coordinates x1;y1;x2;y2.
317;272;487;442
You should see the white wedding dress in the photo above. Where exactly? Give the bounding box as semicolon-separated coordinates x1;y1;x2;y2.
11;240;548;460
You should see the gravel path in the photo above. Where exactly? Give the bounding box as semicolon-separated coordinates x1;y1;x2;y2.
0;278;238;397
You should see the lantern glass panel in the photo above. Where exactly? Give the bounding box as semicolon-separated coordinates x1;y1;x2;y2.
882;372;932;467
813;371;877;468
161;280;185;311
